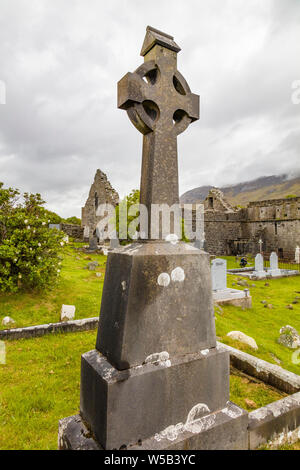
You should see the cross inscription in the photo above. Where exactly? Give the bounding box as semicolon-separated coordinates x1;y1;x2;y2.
118;26;199;222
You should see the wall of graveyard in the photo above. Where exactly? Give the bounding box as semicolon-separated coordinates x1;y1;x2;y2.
61;223;84;240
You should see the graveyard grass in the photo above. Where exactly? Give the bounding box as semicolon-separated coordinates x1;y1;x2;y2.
0;244;105;329
216;271;300;376
0;330;289;450
1;251;300;449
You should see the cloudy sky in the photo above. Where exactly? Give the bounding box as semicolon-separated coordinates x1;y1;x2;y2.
0;0;300;217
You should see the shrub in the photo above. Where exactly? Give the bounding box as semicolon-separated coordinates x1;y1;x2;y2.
0;183;65;292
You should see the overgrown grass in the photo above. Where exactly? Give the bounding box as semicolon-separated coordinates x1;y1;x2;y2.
215;268;300;375
0;244;105;329
0;330;288;450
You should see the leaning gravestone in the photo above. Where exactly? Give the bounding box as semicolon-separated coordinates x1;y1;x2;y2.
58;26;248;451
267;252;281;278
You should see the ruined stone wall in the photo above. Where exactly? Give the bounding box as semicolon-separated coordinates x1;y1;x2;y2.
199;192;300;256
81;169;119;240
61;223;84;240
247;197;300;221
204;212;245;255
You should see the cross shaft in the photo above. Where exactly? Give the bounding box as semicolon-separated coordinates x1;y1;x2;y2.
118;26;199;231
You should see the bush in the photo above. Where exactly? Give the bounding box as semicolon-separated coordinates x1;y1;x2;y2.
0;183;65;293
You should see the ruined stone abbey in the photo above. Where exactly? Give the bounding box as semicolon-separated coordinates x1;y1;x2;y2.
81;169;299;258
202;188;300;258
81;169;119;241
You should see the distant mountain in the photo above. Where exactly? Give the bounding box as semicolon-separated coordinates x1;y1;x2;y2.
180;174;300;206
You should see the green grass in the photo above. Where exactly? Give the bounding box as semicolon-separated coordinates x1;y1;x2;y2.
220;255;255;270
0;330;288;450
230;371;286;412
215;265;300;375
0;330;97;450
0;244;106;330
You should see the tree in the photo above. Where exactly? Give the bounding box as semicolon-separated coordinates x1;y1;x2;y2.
0;182;65;292
64;216;81;225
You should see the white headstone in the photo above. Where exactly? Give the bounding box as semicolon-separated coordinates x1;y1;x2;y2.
295;246;300;264
60;305;76;322
252;253;266;279
255;253;264;272
268;252;281;277
211;258;227;291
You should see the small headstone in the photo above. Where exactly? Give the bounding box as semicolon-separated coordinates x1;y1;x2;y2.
60;305;76;322
83;226;90;239
211;258;227;291
268;252;281;277
89;235;98;251
227;331;258;350
1;316;15;327
63;235;69;244
110;236;120;250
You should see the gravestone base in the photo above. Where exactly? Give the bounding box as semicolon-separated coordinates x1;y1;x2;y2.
250;270;266;280
58;402;248;450
267;269;282;278
80;347;230;450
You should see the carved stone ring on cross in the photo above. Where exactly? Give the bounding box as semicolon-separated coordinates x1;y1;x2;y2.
119;60;198;137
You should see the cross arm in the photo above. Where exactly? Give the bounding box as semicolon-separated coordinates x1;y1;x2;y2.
185;93;200;122
118;72;145;110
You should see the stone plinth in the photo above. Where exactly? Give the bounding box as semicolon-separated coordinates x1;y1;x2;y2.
97;242;216;370
80;346;229;449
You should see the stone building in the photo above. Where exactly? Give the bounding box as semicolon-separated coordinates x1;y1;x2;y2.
81;169;119;242
201;188;300;258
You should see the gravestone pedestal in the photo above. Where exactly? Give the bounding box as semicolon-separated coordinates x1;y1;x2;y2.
59;242;248;450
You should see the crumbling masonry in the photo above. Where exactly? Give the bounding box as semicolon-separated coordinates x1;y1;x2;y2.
201;188;300;257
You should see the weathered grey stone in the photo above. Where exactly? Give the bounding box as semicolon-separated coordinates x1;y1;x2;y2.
219;341;300;394
59;26;248;451
96;242;216;370
60;305;75;322
80;346;230;449
1;316;15;327
278;325;300;349
81;169;119;243
59;402;248;450
0;317;99;341
87;261;99;271
248;392;300;450
118;25;199;229
227;331;258;350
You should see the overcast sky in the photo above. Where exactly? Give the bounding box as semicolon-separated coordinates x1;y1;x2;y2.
0;0;300;217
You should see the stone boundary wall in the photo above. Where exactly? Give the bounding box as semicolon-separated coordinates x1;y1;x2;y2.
0;317;99;341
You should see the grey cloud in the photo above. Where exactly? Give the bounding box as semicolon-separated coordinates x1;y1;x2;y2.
0;0;300;217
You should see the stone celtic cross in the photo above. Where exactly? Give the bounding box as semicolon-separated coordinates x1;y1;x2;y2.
118;26;199;215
